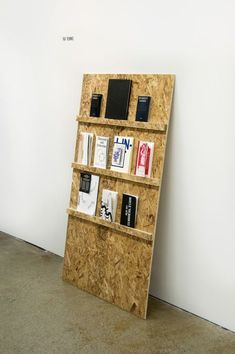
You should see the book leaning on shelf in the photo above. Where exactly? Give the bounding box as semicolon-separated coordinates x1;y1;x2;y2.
77;173;99;216
120;193;138;228
135;141;154;177
100;189;118;222
93;136;109;169
77;132;93;165
111;136;134;174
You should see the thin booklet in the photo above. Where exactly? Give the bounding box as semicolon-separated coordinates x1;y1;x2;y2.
100;189;118;222
93;136;109;169
77;132;93;165
120;193;138;228
111;136;134;173
77;174;99;216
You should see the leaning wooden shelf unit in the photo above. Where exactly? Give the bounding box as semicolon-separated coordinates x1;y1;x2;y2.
72;163;160;188
63;74;175;319
67;208;153;242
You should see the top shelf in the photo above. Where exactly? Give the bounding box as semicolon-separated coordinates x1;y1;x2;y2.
77;116;167;132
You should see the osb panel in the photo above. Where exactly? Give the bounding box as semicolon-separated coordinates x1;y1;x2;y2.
63;216;152;318
79;74;174;126
64;74;175;319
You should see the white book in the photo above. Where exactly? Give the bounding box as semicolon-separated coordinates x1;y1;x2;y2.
135;141;154;178
77;174;99;216
111;136;134;173
100;189;118;222
77;132;93;165
93;136;109;169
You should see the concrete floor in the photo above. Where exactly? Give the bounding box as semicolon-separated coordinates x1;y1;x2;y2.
0;232;234;354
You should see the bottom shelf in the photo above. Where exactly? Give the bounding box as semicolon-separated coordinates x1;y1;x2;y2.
67;208;153;242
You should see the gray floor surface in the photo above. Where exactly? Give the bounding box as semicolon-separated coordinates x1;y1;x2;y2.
0;231;234;354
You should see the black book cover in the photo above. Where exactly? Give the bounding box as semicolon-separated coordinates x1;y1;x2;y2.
79;173;91;193
105;79;132;120
90;93;102;117
135;96;151;122
120;193;138;228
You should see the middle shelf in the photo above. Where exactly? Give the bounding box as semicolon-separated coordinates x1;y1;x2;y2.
67;208;153;242
72;163;160;188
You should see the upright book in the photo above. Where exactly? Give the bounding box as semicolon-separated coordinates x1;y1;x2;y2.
111;136;134;173
135;96;151;122
105;79;132;120
77;174;99;216
77;132;93;165
90;93;102;117
135;141;154;177
93;136;109;169
100;189;118;222
120;193;138;228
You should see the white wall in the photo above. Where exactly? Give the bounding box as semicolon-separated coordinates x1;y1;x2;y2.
0;0;234;331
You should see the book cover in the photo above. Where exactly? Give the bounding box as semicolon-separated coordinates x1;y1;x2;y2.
77;174;99;216
120;193;138;228
111;136;134;173
100;189;118;222
77;132;93;165
93;136;109;169
105;79;132;120
135;96;151;122
90;93;102;117
135;141;154;177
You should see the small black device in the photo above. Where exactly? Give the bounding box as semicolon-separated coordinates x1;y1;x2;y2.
135;96;151;122
105;79;132;120
79;173;91;193
90;93;102;117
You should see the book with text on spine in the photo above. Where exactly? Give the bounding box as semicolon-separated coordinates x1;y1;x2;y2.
111;136;134;174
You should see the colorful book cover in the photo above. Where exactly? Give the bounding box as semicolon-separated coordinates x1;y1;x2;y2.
111;136;134;173
135;141;154;177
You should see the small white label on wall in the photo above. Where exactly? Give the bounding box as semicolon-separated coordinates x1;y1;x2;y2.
62;36;74;41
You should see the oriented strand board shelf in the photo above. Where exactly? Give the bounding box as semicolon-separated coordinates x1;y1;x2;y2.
63;74;175;319
67;208;153;242
72;163;160;188
77;116;167;132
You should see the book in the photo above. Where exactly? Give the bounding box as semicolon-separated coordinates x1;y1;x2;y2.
100;189;118;222
111;136;134;173
105;79;132;120
77;132;93;165
135;96;151;122
135;141;154;177
93;136;109;169
77;174;99;216
79;173;91;193
90;93;102;117
120;193;138;228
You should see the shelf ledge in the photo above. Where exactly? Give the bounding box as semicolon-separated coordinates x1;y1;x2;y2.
67;208;153;242
77;116;167;132
72;163;160;188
